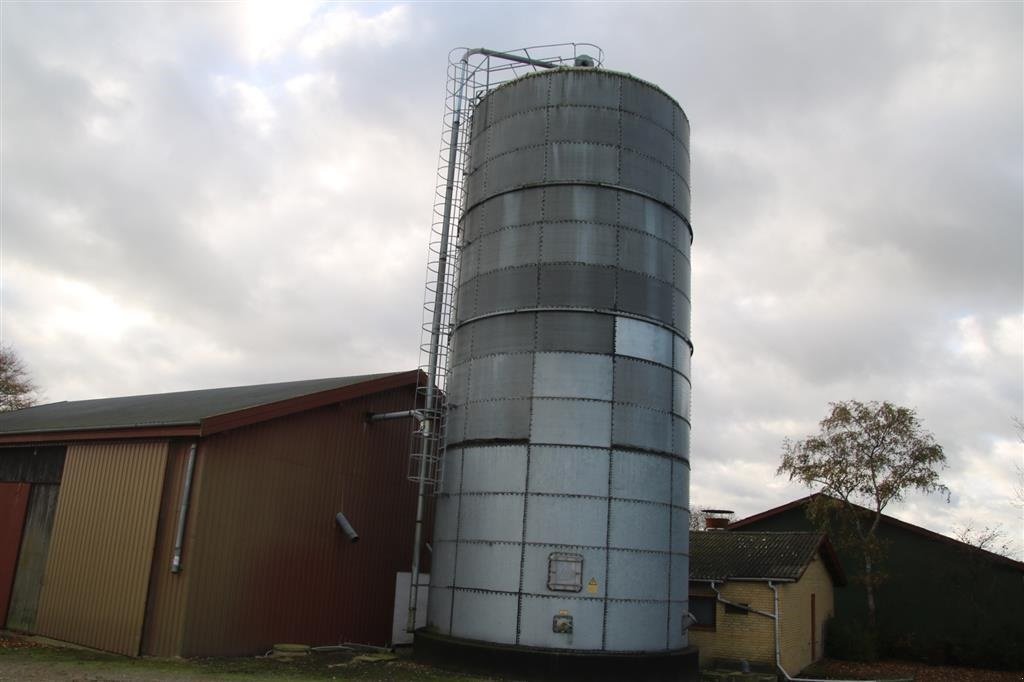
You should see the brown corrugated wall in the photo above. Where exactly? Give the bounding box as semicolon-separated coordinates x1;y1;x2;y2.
35;441;168;656
140;440;195;657
175;385;425;657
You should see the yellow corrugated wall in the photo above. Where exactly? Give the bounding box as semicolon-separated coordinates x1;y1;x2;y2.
35;441;168;656
140;440;195;657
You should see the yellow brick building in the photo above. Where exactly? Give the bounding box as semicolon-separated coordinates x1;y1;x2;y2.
688;532;845;676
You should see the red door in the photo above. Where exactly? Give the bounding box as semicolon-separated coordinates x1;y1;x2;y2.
0;482;30;624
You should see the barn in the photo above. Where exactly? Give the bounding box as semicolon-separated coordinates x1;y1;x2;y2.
0;370;427;657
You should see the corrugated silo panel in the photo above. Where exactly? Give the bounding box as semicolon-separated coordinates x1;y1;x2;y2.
622;112;676;168
440;449;462;496
544;185;619;223
548;70;620;108
673;416;691;460
673;290;692;337
451;590;519;645
430;540;456;587
446;361;470;406
469;313;536;358
473;266;538;317
671;461;690;506
611;451;672;505
616;270;675;325
530;399;612;447
527;446;609;497
540;223;618;266
536;312;614;354
467;354;534;401
433;495;460;542
454;542;521;592
460;445;528;493
547;143;619;185
518;595;605;650
549;106;620;145
484;108;548;160
426;585;453;633
458;495;524;543
670;554;689;601
619;192;676;244
609;500;670;552
615;317;673;367
673;334;692;377
525;495;609;547
620;229;675;283
474;225;540;274
605;601;670;652
670;508;689;551
533;353;613;400
463;399;531;441
480;145;547;197
612;404;673;454
668;601;687;649
444;403;466;444
485;74;550;118
606;551;670;600
538;264;616;309
673;373;692;418
621;77;675;130
674;251;691;291
614;358;673;411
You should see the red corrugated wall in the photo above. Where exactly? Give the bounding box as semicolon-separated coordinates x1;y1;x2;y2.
0;482;30;623
167;384;428;656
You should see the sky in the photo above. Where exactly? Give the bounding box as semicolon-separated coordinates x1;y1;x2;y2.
2;2;1021;557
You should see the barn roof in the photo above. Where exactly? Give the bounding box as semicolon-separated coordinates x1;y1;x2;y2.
0;370;420;443
689;531;845;585
729;493;1024;571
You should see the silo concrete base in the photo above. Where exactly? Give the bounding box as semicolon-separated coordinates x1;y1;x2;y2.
414;630;700;681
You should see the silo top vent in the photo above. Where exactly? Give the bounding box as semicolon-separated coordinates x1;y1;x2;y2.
574;54;596;67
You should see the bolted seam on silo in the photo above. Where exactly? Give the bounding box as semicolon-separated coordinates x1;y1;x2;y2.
428;67;691;654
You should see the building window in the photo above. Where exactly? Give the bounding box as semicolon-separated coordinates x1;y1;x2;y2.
690;595;716;630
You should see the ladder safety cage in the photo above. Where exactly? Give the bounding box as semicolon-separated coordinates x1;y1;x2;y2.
410;43;605;493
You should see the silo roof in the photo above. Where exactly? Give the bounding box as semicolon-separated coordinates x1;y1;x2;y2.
0;370;420;443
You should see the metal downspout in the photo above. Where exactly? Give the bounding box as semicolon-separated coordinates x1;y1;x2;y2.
709;580;872;682
170;442;197;573
768;581;877;682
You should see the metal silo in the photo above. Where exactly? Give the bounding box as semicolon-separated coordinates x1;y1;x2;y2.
425;48;692;660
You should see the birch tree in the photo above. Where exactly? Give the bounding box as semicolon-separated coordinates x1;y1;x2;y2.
778;400;948;627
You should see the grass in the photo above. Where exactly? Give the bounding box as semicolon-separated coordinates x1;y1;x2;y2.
0;636;498;681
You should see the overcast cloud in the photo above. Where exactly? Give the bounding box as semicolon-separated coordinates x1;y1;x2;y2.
2;2;1021;556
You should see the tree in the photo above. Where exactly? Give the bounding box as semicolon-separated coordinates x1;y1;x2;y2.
0;345;37;411
953;521;1015;559
778;400;948;628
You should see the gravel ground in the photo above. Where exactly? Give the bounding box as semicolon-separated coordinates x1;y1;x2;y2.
2;635;1020;682
0;634;494;682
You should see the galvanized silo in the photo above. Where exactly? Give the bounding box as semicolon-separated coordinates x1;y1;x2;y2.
427;65;691;656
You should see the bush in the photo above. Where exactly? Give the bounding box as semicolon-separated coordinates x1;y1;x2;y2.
825;617;879;661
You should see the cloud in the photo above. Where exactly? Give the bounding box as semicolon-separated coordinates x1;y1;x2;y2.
1;2;1020;555
299;5;410;57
